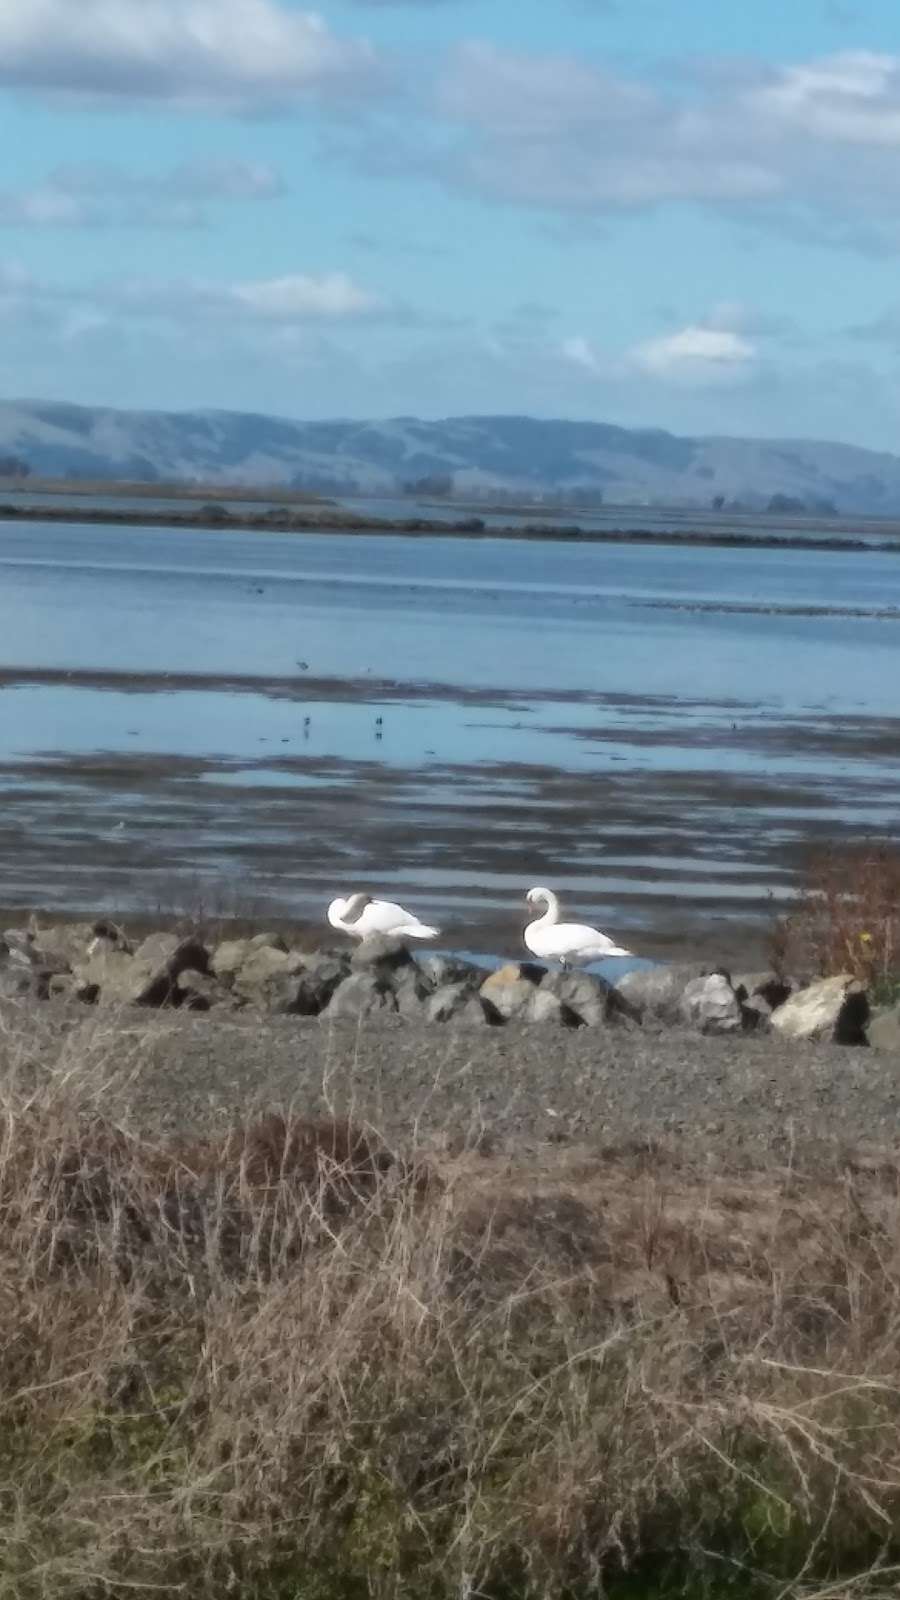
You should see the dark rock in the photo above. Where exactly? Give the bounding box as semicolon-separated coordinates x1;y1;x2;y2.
325;972;398;1021
679;973;743;1035
740;993;772;1032
771;975;869;1046
615;964;708;1022
733;972;796;1013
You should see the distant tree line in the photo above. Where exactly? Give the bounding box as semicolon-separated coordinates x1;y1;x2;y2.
0;455;30;478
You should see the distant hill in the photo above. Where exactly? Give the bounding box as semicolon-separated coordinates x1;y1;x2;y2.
2;399;900;514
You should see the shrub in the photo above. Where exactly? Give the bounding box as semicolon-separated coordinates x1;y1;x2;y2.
771;843;900;1001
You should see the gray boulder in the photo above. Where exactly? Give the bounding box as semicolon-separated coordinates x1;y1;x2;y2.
2;929;38;968
210;939;252;982
325;972;398;1021
232;944;306;1006
540;969;636;1028
74;932;209;1008
615;964;708;1022
31;922;110;971
283;953;352;1017
771;975;869;1045
176;969;225;1011
417;953;484;991
479;963;543;1023
248;931;289;953
679;972;743;1035
350;935;415;975
426;982;477;1023
527;990;582;1027
868;1004;900;1053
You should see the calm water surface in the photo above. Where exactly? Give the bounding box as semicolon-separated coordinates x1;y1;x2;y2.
2;518;900;951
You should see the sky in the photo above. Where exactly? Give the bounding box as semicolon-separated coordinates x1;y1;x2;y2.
4;0;900;447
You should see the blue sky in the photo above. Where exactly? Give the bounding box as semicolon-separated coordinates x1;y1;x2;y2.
4;0;900;447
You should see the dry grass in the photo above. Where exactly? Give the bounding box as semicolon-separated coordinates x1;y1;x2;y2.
771;845;900;1001
0;1011;899;1597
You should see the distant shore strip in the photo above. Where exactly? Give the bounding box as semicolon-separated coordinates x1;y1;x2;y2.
2;499;900;553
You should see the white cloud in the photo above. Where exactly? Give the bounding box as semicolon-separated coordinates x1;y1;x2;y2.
0;159;284;229
408;43;900;252
231;273;381;319
0;0;379;111
0;260;385;333
631;326;757;380
561;335;605;376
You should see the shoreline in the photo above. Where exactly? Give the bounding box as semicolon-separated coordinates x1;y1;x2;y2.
3;497;900;551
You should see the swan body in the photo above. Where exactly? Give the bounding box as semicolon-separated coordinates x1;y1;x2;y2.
327;892;440;942
524;886;632;969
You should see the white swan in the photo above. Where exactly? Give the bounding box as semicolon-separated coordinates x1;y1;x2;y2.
523;886;632;969
327;892;440;942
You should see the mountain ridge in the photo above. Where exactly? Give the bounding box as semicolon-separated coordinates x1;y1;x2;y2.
2;398;900;513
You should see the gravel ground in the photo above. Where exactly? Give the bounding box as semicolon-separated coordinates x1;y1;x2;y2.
28;1007;900;1172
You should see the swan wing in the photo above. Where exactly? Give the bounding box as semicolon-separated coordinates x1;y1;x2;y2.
527;921;631;960
356;899;440;938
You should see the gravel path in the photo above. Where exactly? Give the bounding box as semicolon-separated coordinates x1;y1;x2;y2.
49;1009;900;1171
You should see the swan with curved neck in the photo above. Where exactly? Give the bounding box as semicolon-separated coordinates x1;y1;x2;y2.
523;886;632;970
327;892;440;942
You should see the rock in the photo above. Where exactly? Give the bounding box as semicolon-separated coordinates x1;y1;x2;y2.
615;964;708;1022
540;970;636;1028
417;953;483;991
281;953;352;1017
248;931;289;954
770;974;869;1045
391;963;440;1021
679;972;743;1035
527;990;582;1027
426;982;476;1023
30;922;97;971
733;972;796;1013
868;1004;900;1053
2;929;37;967
324;972;398;1021
740;993;772;1032
0;966;39;1001
481;962;544;992
210;939;252;981
74;933;210;1008
350;935;415;975
479;963;544;1022
479;976;539;1023
47;972;94;1003
232;945;306;1005
176;969;224;1011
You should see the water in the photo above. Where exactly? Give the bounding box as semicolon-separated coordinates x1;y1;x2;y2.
2;516;899;953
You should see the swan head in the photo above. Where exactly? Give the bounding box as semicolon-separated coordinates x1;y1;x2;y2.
526;885;554;910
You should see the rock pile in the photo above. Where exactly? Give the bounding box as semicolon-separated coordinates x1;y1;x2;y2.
0;920;895;1046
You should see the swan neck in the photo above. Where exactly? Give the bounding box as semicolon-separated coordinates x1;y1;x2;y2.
532;888;560;929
